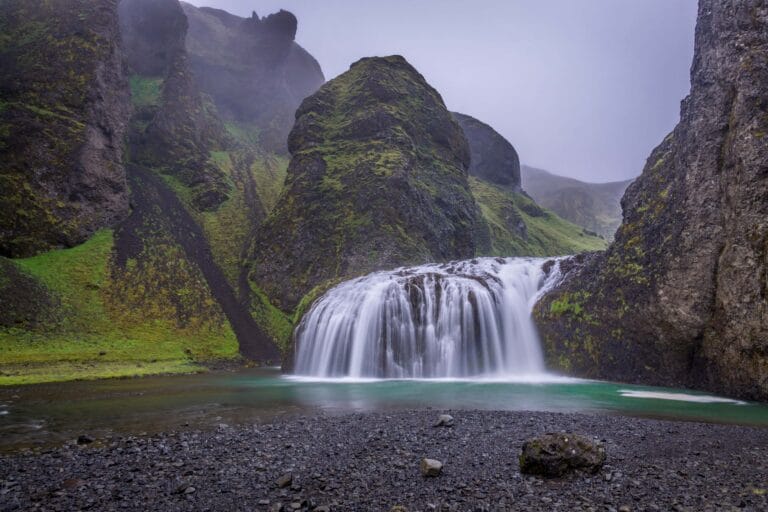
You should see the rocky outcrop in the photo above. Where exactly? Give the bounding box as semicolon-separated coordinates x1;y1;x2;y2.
534;0;768;400
0;0;130;257
118;0;186;76
181;3;325;153
249;56;489;311
453;113;521;190
120;0;230;211
453;113;606;256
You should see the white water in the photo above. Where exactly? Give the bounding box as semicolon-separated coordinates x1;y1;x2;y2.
293;257;562;379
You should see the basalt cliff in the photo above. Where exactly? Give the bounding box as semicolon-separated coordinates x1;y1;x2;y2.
535;0;768;401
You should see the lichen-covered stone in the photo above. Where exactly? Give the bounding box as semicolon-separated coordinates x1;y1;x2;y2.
534;0;768;401
249;55;489;311
519;433;606;477
0;0;130;257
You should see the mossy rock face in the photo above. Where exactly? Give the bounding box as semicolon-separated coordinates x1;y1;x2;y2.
249;55;489;311
534;0;768;401
181;3;324;154
0;0;131;258
120;0;230;212
0;257;59;330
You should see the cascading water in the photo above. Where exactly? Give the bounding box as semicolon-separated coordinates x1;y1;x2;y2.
293;257;561;379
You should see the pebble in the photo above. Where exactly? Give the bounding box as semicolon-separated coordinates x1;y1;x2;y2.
0;410;764;512
276;472;293;488
420;458;443;477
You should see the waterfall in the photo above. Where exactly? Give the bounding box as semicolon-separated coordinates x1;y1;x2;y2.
293;257;561;379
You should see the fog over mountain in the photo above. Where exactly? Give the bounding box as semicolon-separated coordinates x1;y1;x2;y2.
185;0;697;183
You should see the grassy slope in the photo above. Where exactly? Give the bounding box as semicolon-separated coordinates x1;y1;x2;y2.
521;166;632;241
162;119;294;353
0;230;239;385
470;177;607;256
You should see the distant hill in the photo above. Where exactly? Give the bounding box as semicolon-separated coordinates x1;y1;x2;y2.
521;166;633;240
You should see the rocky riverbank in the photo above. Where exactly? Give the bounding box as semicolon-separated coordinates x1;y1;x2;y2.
1;410;766;512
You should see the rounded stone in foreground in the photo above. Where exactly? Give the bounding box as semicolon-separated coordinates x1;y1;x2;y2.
434;414;454;427
420;458;443;477
519;433;606;477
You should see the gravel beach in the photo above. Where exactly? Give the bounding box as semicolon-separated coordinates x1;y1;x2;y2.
1;410;766;512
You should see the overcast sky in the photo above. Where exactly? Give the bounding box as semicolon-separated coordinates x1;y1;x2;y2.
186;0;698;183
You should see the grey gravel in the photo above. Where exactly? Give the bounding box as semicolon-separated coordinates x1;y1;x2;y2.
0;410;766;511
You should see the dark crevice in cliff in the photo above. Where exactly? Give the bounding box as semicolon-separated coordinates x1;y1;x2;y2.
115;164;280;362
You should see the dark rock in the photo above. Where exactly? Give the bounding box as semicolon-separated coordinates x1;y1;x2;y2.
250;55;489;311
533;0;768;401
118;0;186;76
420;458;443;477
276;472;293;488
120;0;230;212
453;113;520;190
519;433;606;477
181;3;324;154
0;0;131;257
76;435;94;446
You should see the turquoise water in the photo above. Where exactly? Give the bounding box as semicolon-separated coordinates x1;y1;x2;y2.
1;368;766;451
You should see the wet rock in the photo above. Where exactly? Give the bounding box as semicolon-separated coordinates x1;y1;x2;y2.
434;415;454;428
420;458;443;477
77;435;94;445
276;472;293;488
519;433;606;477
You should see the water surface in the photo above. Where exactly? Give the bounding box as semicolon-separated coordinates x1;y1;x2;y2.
1;368;766;452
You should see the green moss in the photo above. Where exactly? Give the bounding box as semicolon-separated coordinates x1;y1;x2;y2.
129;75;162;107
1;229;239;386
249;284;293;351
251;154;289;213
225;122;260;146
549;291;598;325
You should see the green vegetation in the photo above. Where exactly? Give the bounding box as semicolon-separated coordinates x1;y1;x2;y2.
129;75;163;107
549;291;597;325
250;284;294;351
252;154;289;213
0;230;239;386
521;166;631;241
470;177;607;256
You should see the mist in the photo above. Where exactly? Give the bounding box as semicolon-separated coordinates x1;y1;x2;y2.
184;0;697;183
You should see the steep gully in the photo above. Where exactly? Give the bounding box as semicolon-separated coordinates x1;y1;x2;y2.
115;164;280;362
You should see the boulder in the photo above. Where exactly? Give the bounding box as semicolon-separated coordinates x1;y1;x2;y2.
519;433;605;477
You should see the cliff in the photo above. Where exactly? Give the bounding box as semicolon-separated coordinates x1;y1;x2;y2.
181;3;325;153
534;0;768;400
249;55;489;311
453;112;521;190
454;113;606;255
0;0;130;258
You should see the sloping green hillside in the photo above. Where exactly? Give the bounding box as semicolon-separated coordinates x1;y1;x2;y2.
0;230;238;385
471;177;607;256
521;165;632;240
